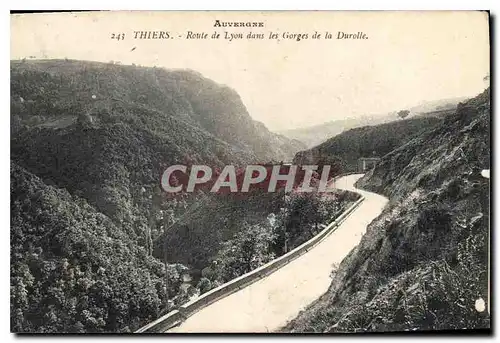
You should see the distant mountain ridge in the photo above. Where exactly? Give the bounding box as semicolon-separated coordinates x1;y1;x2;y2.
279;97;467;148
279;114;397;148
293;116;442;173
408;96;467;115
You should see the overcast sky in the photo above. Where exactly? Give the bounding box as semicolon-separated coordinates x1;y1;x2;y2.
11;11;490;131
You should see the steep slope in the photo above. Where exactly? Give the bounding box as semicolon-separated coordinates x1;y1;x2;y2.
293;116;441;172
10;162;193;333
9;59;311;333
283;89;490;332
11;59;306;269
11;59;304;162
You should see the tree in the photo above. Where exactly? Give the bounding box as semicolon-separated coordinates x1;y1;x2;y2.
280;193;292;253
210;222;276;283
397;110;410;119
162;207;175;309
483;74;490;89
196;277;212;294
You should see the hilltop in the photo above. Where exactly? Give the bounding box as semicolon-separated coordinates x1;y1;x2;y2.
280;96;465;148
11;59;304;162
279;114;397;148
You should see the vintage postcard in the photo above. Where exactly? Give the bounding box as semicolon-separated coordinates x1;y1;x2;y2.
10;11;490;334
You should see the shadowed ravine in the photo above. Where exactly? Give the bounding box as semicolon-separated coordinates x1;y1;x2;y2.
168;174;388;333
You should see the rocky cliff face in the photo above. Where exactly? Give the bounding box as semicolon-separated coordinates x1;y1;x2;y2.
283;88;490;332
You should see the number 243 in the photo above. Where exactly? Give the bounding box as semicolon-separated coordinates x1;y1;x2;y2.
111;33;125;41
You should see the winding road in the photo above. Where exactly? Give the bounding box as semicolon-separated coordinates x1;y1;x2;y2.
168;174;388;333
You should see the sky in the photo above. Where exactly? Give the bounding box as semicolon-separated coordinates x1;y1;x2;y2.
11;11;490;131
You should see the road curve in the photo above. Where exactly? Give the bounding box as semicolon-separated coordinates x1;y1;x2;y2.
169;174;388;333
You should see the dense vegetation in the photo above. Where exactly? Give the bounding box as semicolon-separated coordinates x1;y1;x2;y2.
11;59;353;333
293;116;441;172
11;59;304;161
11;161;354;333
11;163;177;333
199;190;360;286
283;89;490;332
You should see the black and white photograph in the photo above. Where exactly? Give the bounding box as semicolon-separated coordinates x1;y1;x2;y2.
9;11;491;334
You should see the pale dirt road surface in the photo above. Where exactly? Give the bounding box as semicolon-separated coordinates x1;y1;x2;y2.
169;174;388;333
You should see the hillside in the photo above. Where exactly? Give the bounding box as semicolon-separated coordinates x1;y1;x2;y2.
10;59;340;333
11;159;355;333
280;96;466;149
11;162;183;333
10;59;308;271
279;114;397;148
11;59;304;162
293;116;441;173
283;88;490;332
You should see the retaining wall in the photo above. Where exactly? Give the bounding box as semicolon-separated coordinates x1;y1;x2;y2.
136;174;364;333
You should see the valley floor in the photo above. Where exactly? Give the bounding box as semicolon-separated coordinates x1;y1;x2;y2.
168;174;388;333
